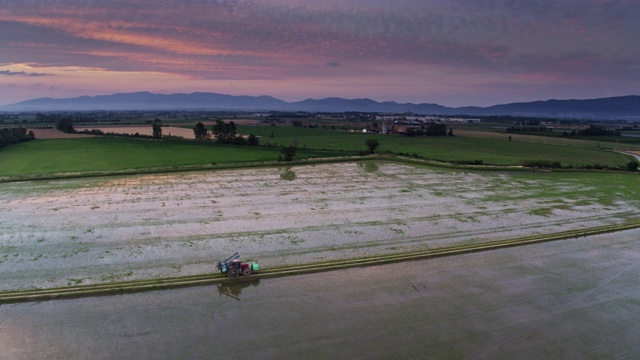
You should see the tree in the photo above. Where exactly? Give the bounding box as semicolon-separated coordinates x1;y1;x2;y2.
365;139;380;154
193;122;210;140
626;160;639;172
212;119;237;144
247;133;259;146
425;124;447;136
279;145;297;161
152;119;162;140
231;135;248;145
0;127;35;150
56;117;75;134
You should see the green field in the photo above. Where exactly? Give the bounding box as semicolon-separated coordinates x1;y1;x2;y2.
238;124;640;166
1;124;639;178
0;136;344;176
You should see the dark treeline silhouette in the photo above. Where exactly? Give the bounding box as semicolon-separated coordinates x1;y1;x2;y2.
0;127;36;149
403;124;451;137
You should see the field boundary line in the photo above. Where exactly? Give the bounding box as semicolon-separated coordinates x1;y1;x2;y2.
1;219;639;304
0;153;587;183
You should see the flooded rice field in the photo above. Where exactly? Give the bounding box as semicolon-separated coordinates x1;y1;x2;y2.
2;229;640;359
1;161;638;290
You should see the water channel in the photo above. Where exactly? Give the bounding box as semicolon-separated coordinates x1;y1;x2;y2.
2;228;640;359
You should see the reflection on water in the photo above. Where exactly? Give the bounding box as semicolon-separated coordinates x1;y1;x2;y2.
217;279;261;301
4;232;640;359
357;161;379;173
279;167;297;181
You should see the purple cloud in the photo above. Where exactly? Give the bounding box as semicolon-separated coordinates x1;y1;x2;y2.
0;0;639;106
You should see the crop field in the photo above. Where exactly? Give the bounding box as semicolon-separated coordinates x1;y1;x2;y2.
0;136;341;177
2;124;639;181
74;125;197;139
1;161;639;291
237;124;640;166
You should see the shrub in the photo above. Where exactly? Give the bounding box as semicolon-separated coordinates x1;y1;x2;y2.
626;161;639;172
521;160;561;169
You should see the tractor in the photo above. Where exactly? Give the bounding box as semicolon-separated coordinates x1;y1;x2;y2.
216;252;260;278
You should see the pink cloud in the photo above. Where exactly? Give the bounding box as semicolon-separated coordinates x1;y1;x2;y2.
1;0;639;107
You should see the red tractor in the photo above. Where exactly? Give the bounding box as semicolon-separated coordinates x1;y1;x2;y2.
216;252;260;278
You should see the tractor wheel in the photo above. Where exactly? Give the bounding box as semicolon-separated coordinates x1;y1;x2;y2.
228;268;240;278
242;267;252;276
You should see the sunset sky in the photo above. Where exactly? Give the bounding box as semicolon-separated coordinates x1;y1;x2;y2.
1;0;639;107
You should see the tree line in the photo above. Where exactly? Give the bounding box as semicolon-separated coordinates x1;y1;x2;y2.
195;120;308;161
403;124;452;137
193;120;259;146
0;127;36;149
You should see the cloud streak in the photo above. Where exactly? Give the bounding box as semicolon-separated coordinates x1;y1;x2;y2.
0;0;639;106
0;70;53;77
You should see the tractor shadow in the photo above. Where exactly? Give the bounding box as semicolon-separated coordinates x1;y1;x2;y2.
216;278;261;301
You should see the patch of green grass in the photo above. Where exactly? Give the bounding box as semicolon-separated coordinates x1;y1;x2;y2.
239;125;638;166
0;136;345;176
1;126;639;179
513;171;640;203
67;278;85;286
530;208;553;216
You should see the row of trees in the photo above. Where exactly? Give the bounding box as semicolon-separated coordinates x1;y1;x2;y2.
403;124;452;137
577;125;620;137
200;119;292;161
194;120;259;146
519;159;639;172
0;127;36;149
506;126;552;133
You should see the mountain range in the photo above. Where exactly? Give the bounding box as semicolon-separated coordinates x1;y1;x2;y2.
2;92;640;120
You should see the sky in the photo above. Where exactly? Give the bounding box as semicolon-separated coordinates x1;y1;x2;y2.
1;0;639;107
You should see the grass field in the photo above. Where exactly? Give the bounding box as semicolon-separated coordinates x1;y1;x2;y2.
2;124;639;178
0;136;345;176
239;124;639;166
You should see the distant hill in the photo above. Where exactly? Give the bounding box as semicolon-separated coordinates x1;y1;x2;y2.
1;92;290;112
2;92;639;120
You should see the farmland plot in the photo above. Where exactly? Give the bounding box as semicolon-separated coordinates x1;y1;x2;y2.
74;125;196;139
1;161;638;290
